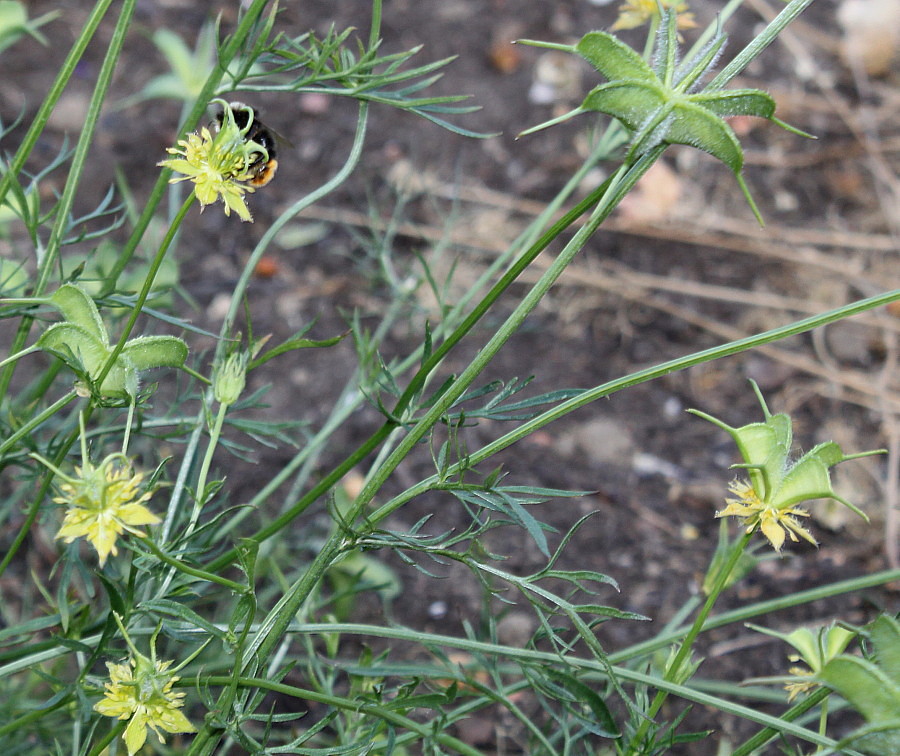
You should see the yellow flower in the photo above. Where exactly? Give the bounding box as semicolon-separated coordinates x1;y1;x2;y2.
611;0;697;31
717;479;817;552
158;102;266;222
54;453;160;566
749;621;857;702
784;664;817;701
95;656;196;755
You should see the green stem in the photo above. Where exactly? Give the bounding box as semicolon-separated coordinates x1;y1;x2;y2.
188;641;840;752
0;694;70;737
0;390;78;458
195;675;486;756
139;538;246;593
201;152;662;753
87;720;125;756
817;696;829;753
0;0;126;401
39;0;136;291
155;399;230;596
732;687;831;756
0;0;113;206
709;0;818;90
367;288;900;526
0;396;85;580
627;530;754;754
192;401;228;531
612;567;900;665
352;149;664;525
95;194;194;388
100;0;273;294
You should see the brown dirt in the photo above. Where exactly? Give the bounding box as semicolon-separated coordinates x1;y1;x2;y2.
2;0;898;753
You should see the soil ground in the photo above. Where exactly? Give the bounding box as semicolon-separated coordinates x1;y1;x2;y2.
2;0;898;754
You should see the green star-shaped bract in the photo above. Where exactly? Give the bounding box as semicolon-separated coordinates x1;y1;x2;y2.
521;11;810;222
689;380;882;520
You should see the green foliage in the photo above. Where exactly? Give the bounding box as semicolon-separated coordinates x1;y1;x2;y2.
689;380;883;518
35;283;188;401
0;0;58;55
520;10;811;223
820;614;900;755
0;0;898;755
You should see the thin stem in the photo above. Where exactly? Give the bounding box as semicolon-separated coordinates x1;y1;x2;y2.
207;128;627;568
627;530;754;753
196;675;487;756
155;399;230;596
0;0;126;401
139;538;246;593
0;390;78;458
0;0;113;206
732;687;831;756
708;0;818;90
352;149;664;525
611;567;900;665
0;396;86;580
367;289;900;526
95;194;195;388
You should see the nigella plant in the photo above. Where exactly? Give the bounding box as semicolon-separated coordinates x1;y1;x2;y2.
519;9;811;223
689;381;884;553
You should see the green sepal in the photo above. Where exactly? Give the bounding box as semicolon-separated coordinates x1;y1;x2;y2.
772;442;866;518
576;30;653;81
871;614;900;684
582;81;667;132
48;283;108;344
689;380;884;518
821;653;900;724
663;99;744;174
121;335;189;371
36;322;107;377
521;11;812;224
37;283;188;399
691;89;776;119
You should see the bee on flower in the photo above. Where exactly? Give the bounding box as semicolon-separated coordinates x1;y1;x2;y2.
158;98;275;222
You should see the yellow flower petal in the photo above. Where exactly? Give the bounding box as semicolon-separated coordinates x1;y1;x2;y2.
759;512;787;551
96;655;196;754
116;502;162;528
124;712;148;756
54;455;159;566
156;705;197;734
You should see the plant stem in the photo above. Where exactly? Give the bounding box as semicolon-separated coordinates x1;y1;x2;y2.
367;289;900;526
732;687;831;756
352;148;664;524
0;394;85;580
95;194;195;388
196;674;488;756
0;0;126;401
626;530;754;754
709;0;818;90
101;0;273;294
0;0;113;206
0;390;78;458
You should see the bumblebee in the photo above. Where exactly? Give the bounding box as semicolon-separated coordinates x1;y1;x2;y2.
215;101;279;187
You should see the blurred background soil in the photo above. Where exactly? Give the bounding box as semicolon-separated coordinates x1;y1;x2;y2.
2;0;898;753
